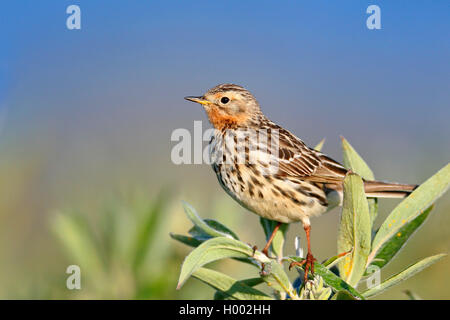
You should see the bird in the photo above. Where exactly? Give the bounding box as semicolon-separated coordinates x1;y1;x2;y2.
184;83;417;282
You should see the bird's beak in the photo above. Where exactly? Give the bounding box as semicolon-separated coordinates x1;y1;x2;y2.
184;96;211;106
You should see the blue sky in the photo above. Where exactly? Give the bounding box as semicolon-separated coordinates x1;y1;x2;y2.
1;1;449;171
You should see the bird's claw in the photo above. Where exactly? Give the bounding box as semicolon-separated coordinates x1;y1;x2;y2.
289;253;317;283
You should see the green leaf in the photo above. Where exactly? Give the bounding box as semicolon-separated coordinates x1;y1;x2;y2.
170;233;203;247
51;213;108;289
337;174;372;286
189;219;239;241
289;256;364;300
170;232;260;268
341;137;375;180
331;290;357;300
132;196;167;271
182;201;235;239
370;164;450;264
98;207;117;267
261;261;297;298
192;268;272;300
368;206;433;270
403;290;422;300
341;137;378;223
203;219;239;239
176;237;270;289
52;214;104;273
259;218;288;258
314;138;326;151
367;199;378;228
323;252;351;269
363;254;446;298
214;278;265;300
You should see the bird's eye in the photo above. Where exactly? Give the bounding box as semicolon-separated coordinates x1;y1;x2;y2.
220;97;230;104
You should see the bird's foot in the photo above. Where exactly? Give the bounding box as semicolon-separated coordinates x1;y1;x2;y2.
289;252;317;283
262;247;270;258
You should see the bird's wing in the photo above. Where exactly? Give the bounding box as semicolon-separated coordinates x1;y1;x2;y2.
275;127;348;183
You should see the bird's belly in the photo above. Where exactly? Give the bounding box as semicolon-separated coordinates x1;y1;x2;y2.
213;163;328;224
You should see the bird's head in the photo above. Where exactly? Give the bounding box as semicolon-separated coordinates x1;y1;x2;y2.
185;84;262;129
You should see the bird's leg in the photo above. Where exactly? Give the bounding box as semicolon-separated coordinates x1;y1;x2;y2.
289;224;316;283
303;224;317;282
254;222;282;275
262;222;282;257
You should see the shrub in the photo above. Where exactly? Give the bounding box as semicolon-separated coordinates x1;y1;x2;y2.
172;138;449;300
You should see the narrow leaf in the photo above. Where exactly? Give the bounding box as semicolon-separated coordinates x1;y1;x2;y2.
170;233;260;268
177;237;269;289
169;233;203;247
314;138;326;151
192;268;272;300
189;219;239;241
367;206;433;270
133;196;167;271
203;219;239;239
337;174;372;286
214;278;265;300
52;214;105;277
182;201;234;239
370;164;450;264
363;254;446;298
323;251;351;269
341;137;375;180
332;290;357;300
341;137;378;223
403;290;422;300
261;261;297;299
51;214;109;290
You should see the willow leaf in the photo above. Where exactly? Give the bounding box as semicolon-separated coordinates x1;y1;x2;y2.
363;254;446;298
261;261;297;299
341;137;375;180
331;290;358;300
341;137;378;224
177;237;269;289
370;164;450;264
314;138;326;151
367;206;432;270
337;174;371;286
169;233;203;247
214;278;265;300
192;268;272;300
182;201;234;239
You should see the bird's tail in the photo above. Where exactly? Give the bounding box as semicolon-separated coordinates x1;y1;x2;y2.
363;180;418;198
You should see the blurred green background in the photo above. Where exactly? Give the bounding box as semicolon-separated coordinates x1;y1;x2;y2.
0;1;449;299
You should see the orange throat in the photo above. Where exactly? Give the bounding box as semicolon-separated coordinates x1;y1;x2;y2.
206;108;249;130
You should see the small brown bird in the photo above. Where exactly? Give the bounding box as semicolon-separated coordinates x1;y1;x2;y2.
185;83;417;282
